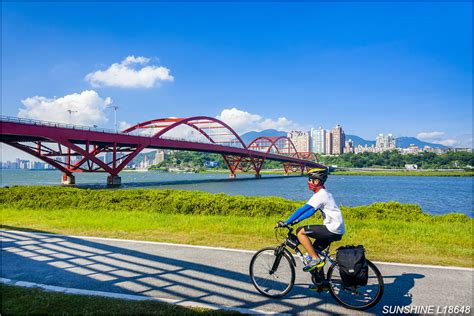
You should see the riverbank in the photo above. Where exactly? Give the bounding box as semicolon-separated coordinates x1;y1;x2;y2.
331;170;474;177
1;187;472;267
199;168;474;177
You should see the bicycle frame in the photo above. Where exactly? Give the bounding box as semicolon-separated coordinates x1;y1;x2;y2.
251;226;385;310
276;226;337;271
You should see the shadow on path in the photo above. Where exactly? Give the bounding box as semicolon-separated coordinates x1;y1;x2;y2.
1;227;423;314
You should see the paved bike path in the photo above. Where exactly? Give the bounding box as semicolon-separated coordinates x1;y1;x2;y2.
1;230;472;315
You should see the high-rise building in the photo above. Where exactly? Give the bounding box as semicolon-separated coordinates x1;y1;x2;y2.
344;139;354;153
331;125;345;155
154;150;166;165
105;152;113;164
310;128;316;153
387;134;396;149
139;155;150;169
325;131;333;155
313;127;326;154
375;134;384;149
376;133;396;151
287;131;310;153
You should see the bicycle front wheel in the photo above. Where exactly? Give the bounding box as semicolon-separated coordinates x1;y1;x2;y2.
249;247;295;298
327;259;384;310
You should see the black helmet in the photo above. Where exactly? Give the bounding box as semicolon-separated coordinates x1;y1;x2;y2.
307;167;329;184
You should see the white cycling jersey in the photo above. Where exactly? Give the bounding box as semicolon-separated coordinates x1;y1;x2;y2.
306;188;345;235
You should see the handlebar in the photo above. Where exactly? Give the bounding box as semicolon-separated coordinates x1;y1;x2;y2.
275;222;294;233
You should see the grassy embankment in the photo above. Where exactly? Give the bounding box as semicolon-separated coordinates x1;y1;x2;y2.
1;186;472;267
0;284;237;315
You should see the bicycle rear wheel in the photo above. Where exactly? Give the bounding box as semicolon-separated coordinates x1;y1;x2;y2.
249;247;295;298
327;259;384;310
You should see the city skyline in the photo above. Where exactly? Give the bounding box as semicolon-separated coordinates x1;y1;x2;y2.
1;115;469;162
1;2;472;161
2;137;462;170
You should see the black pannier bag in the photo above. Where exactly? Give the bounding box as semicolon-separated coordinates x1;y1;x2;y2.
336;245;368;287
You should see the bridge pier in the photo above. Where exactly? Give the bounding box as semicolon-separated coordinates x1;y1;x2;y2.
107;175;122;186
61;174;75;185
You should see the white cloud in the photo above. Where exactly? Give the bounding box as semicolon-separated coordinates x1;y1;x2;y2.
416;131;473;148
118;121;133;132
417;131;445;140
122;56;150;65
437;139;459;147
216;108;302;134
18;90;112;126
85;56;174;88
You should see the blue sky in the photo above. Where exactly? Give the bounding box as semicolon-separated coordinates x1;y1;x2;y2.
1;2;472;160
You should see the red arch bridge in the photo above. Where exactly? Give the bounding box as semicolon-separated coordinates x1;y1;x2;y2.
0;116;324;185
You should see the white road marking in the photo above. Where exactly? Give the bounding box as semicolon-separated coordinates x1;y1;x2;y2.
0;277;287;315
2;230;472;271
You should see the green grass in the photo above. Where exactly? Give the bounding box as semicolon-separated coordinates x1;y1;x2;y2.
0;284;238;315
331;170;474;177
2;209;471;267
1;187;472;267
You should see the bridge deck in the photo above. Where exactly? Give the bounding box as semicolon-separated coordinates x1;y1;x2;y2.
1;116;325;184
1;120;322;166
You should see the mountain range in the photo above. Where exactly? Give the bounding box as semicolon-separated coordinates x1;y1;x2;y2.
239;129;287;144
240;130;447;149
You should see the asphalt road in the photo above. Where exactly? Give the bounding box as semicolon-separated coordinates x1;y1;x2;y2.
1;230;472;315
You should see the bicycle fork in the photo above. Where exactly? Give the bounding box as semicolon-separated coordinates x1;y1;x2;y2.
270;245;286;274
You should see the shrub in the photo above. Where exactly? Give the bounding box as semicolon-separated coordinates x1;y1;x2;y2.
0;187;471;224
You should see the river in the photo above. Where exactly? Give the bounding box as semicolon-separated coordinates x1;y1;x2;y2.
0;169;472;217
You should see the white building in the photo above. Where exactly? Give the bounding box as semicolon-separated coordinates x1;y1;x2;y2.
154;150;166;165
310;128;316;153
105;152;113;164
405;164;418;170
375;133;396;151
344;139;354;153
399;144;421;155
287;130;310;153
354;144;377;154
311;127;326;154
315;127;326;154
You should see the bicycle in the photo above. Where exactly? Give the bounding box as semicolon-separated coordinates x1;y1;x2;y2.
249;224;384;310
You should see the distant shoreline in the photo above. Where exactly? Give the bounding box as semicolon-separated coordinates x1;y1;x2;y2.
330;170;474;177
2;168;472;177
199;169;474;177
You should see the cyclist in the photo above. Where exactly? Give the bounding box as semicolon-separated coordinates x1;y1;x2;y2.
277;167;345;272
